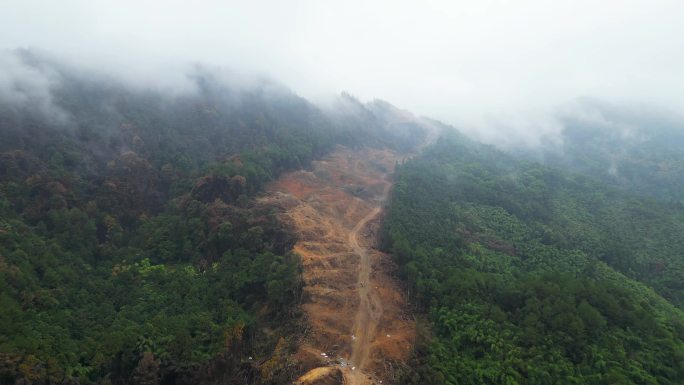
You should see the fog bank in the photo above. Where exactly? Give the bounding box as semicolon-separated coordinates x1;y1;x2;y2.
1;1;684;145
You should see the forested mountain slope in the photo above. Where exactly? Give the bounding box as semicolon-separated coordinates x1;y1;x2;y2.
518;101;684;202
383;133;684;384
5;47;684;385
0;50;425;385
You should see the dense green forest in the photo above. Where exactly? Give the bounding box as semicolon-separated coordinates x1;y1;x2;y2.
5;49;684;385
0;51;424;385
383;133;684;384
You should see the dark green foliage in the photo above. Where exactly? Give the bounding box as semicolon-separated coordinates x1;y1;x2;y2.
0;52;425;385
0;177;301;385
383;133;684;384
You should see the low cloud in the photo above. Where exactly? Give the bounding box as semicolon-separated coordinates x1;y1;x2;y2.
0;50;69;123
1;0;683;145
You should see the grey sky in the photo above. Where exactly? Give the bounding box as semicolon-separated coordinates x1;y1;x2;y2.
1;0;683;144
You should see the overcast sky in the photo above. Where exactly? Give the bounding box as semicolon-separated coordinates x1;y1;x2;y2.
1;0;683;144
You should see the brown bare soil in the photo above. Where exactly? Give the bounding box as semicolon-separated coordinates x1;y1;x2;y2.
262;145;415;385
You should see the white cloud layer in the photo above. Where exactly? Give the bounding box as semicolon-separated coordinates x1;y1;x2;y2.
1;0;683;142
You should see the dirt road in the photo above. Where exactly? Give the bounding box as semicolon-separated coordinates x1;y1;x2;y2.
349;207;382;369
348;175;394;384
265;146;415;385
348;205;383;381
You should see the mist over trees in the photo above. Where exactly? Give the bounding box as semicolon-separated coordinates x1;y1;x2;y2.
0;49;427;385
1;0;684;384
383;133;684;384
505;100;684;202
3;43;684;385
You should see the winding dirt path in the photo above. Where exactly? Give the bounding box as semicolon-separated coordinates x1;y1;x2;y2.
348;176;394;384
349;205;383;378
264;146;415;385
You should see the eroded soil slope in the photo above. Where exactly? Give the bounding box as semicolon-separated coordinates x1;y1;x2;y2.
262;146;415;385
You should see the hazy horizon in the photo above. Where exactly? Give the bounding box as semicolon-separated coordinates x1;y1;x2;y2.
2;0;684;145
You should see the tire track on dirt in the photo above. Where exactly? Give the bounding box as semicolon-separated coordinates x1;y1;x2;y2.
264;146;415;385
348;205;383;380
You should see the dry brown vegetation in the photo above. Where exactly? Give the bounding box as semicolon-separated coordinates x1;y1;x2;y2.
262;145;415;385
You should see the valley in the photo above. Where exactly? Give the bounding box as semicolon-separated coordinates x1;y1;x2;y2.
264;146;415;385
